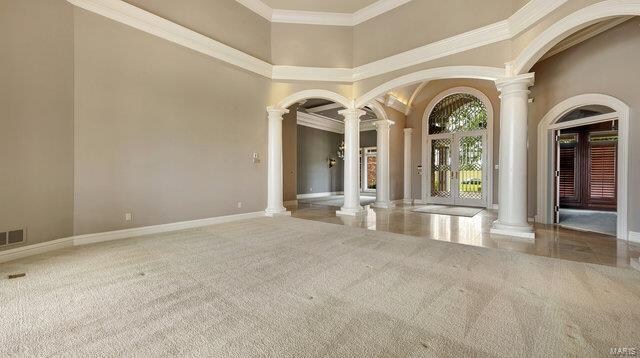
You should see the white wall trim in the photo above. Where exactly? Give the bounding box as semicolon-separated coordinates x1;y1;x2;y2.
629;232;640;244
384;94;410;114
297;192;344;199
0;211;266;264
355;66;506;109
513;0;640;75
278;90;354;109
68;0;566;84
237;0;413;26
420;87;495;209
406;81;429;115
297;112;345;134
536;94;629;241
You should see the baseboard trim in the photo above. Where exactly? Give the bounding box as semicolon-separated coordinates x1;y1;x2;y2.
0;211;265;264
629;231;640;244
297;191;343;199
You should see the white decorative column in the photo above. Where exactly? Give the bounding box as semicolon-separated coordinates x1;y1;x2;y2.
373;119;395;208
265;106;291;217
337;108;367;216
490;73;535;238
403;128;414;205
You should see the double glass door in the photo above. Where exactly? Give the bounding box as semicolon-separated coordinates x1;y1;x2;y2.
428;131;486;207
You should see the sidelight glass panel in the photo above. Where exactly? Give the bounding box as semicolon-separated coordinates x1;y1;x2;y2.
431;138;452;198
458;136;483;200
367;156;377;190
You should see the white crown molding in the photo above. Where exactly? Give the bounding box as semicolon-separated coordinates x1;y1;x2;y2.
0;211;265;264
539;16;631;61
67;0;273;77
297;112;378;133
384;94;409;114
67;0;566;83
238;0;413;26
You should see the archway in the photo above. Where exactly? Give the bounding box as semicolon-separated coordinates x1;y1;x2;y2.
355;66;505;109
421;87;494;208
513;0;640;75
536;94;629;240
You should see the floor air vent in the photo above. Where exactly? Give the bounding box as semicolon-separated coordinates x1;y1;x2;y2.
0;229;25;247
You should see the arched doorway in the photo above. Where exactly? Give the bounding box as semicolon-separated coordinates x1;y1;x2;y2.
421;88;493;208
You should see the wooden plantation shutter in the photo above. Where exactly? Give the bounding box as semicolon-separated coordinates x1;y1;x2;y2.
589;141;616;200
559;147;576;198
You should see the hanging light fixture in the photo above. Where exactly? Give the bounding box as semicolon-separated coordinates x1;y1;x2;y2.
337;140;345;159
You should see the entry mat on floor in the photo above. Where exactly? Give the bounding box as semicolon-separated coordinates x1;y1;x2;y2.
413;205;484;217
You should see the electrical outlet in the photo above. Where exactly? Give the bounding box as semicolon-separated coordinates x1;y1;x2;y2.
252;152;261;164
237;202;243;208
125;213;133;221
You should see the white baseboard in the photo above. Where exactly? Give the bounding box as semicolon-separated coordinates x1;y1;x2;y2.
296;191;343;199
0;211;265;264
629;231;640;244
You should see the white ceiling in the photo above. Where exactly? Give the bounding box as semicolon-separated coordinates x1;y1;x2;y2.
261;0;379;13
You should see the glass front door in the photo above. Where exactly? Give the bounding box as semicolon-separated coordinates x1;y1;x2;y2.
428;131;486;207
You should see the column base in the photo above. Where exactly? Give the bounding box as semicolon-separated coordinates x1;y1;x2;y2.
490;221;535;239
373;201;396;209
402;199;413;205
631;258;640;272
265;207;291;217
336;206;367;216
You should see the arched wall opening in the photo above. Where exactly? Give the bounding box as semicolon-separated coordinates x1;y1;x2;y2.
420;87;495;209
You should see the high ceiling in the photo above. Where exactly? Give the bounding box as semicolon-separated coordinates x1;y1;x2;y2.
261;0;379;13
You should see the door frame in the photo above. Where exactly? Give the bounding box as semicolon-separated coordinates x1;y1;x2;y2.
536;94;629;241
421;87;494;208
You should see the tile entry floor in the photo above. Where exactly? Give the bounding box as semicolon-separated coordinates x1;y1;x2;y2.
287;201;640;269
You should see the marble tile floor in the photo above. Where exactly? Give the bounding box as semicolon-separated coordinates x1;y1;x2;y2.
286;201;640;269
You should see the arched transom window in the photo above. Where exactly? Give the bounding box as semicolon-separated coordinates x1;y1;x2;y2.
428;93;487;135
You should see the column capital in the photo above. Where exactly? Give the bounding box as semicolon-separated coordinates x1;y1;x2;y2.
373;119;395;129
404;127;414;135
338;108;366;121
266;106;289;118
495;73;535;95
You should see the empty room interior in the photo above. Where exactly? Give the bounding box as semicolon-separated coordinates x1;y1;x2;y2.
2;0;640;356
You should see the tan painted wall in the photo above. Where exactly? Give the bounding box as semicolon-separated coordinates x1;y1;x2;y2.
73;8;271;235
529;17;640;231
123;0;272;61
353;0;517;66
0;0;75;251
386;108;407;201
271;24;353;68
405;79;501;205
282;108;298;202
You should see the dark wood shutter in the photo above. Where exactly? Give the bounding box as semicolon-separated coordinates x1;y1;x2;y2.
589;144;616;199
559;147;577;198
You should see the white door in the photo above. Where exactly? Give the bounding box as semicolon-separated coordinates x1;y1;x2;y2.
427;131;486;207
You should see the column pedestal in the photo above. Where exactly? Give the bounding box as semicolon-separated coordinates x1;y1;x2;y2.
265;106;291;217
337;109;367;216
490;74;535;239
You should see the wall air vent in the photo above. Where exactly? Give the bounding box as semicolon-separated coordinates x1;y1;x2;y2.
0;229;25;246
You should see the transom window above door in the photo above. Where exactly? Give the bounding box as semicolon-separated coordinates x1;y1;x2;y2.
428;93;488;135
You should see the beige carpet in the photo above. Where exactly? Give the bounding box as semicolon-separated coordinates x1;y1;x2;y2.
1;217;639;357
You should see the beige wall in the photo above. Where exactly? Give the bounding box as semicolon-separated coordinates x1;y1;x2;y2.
405;79;501;205
353;0;516;66
0;0;75;251
123;0;272;62
529;17;640;232
73;8;271;235
271;24;353;68
386;108;407;201
282;108;298;202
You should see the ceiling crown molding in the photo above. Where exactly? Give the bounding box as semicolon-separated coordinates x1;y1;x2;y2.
237;0;413;26
68;0;566;83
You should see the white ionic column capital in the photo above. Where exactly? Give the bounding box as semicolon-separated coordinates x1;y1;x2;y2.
339;108;366;121
373;119;395;130
266;106;289;118
495;73;535;96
